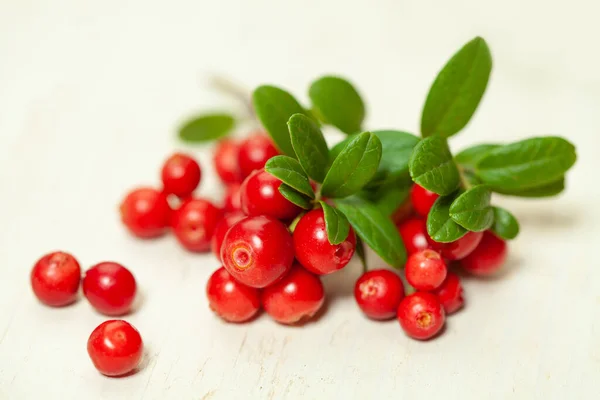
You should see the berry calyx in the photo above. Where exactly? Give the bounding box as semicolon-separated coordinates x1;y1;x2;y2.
160;152;201;198
293;209;356;275
221;215;294;288
354;269;405;320
397;292;445;340
461;231;507;276
119;187;171;239
206;267;261;323
427;230;484;261
214;139;243;184
410;184;439;217
432;272;464;314
30;251;81;307
171;198;223;252
397;218;430;255
240;169;301;221
223;183;242;213
261;265;325;325
83;262;137;316
405;249;447;291
211;212;246;261
237;133;279;178
87;320;143;377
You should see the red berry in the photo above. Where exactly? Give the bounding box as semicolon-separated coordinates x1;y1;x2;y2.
432;272;464;314
160;152;201;198
237;133;279;178
30;251;81;307
206;267;261;323
223;183;242;213
397;292;445;340
461;231;507;276
240;169;301;221
410;184;439;217
293;209;356;275
211;212;246;261
427;231;483;261
87;320;143;377
261;265;325;325
120;187;171;238
221;216;294;288
214;139;243;184
354;269;405;320
405;249;447;291
397;218;430;255
83;262;137;316
171;198;223;252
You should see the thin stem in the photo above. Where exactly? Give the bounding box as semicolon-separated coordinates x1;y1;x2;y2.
208;74;256;121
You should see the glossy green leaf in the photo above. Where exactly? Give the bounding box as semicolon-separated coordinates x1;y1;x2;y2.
178;113;235;142
321;132;382;198
309;76;365;134
360;179;412;217
278;184;312;209
287;114;330;183
491;206;520;240
320;201;350;245
449;185;494;232
455;144;500;169
409;135;460;195
495;177;565;198
265;156;315;198
421;36;492;138
335;196;406;268
427;194;468;243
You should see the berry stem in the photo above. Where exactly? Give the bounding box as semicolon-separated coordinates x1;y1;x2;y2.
208;74;257;123
457;164;473;190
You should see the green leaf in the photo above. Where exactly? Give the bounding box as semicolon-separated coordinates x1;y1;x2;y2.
409;135;460;195
321;132;382;198
355;236;368;271
265;156;315;199
335;196;406;268
366;130;420;188
449;185;494;232
360;179;412;217
495;177;565;198
491;206;520;240
252;85;307;156
455;144;501;169
427;193;467;243
421;36;492;138
309;76;365;134
320;201;350;245
178;113;235;142
476;137;577;191
287;114;330;183
278;184;312;209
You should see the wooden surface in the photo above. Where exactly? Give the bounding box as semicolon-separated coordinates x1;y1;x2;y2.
1;1;599;399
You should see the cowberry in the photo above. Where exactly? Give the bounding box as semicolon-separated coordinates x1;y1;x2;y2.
405;249;447;291
432;272;464;314
427;231;483;261
461;231;507;276
293;209;356;275
160;152;201;198
410;184;439;217
397;218;430;255
171;198;223;252
261;265;325;325
211;212;246;261
237;133;279;178
221;215;294;288
30;251;81;307
214;139;243;184
83;262;137;316
223;183;242;213
397;292;445;340
87;320;143;377
240;169;301;221
120;187;171;238
206;267;261;323
354;269;405;320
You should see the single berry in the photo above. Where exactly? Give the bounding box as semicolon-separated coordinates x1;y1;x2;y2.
221;215;294;288
171;198;223;252
293;209;356;275
405;249;447;291
397;292;445;340
432;272;464;314
237;133;279;178
240;169;301;221
354;269;405;320
120;187;171;238
83;262;137;316
214;139;243;184
461;231;507;276
206;267;261;323
211;212;246;261
160;152;201;198
223;183;242;213
30;251;81;307
261;265;325;325
410;184;439;217
427;231;484;261
397;218;430;255
87;320;143;377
